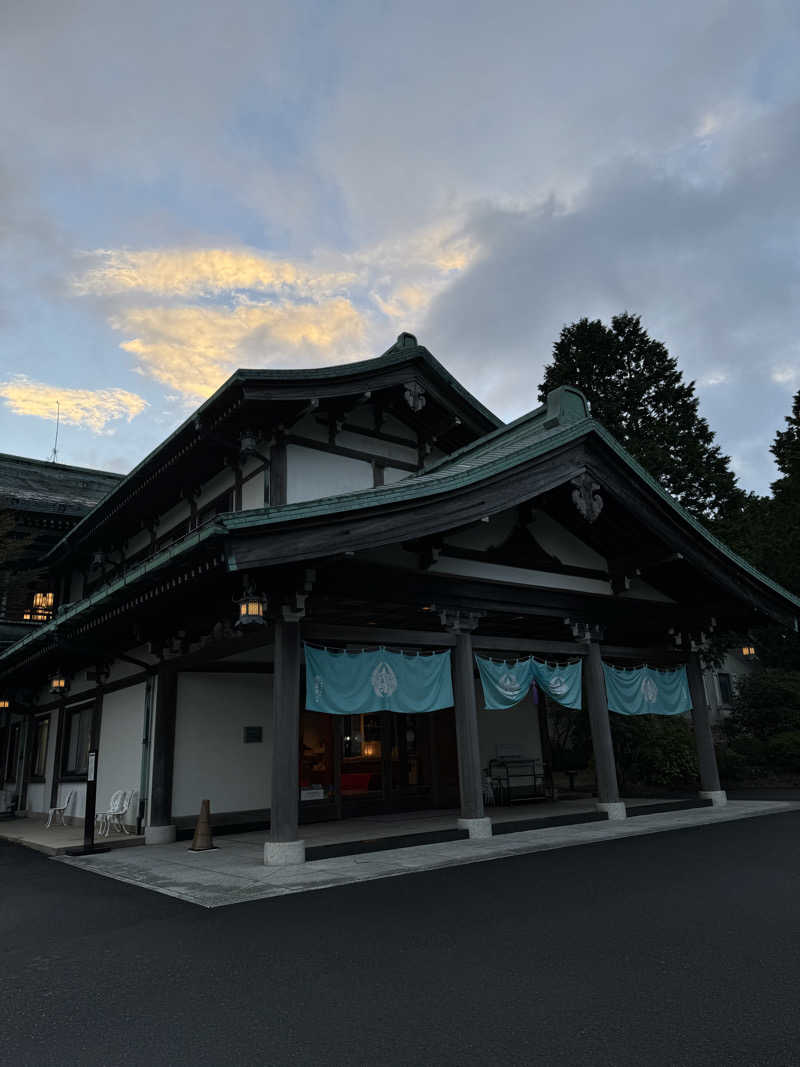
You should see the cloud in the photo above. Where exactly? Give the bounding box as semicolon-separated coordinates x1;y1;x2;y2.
0;377;146;434
72;219;477;397
422;97;800;492
111;298;368;398
74;248;359;300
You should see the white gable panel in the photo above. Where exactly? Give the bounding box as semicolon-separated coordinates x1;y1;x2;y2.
287;445;373;504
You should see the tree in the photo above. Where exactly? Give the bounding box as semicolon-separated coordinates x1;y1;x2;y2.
717;388;800;596
771;389;800;495
539;313;742;521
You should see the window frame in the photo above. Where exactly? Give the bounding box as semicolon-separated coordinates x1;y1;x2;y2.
717;672;734;707
60;700;95;781
27;714;51;782
3;721;21;783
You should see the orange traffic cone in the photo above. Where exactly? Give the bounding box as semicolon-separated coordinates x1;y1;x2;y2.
189;798;214;851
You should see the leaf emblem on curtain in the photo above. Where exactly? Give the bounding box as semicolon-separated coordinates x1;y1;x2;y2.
498;671;522;697
549;675;568;698
641;677;658;703
371;661;398;697
313;675;325;701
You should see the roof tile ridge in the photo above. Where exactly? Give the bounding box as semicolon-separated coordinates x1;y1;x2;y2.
591;424;800;610
420;401;552;475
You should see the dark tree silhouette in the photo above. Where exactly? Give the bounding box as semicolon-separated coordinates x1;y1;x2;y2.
539;312;742;521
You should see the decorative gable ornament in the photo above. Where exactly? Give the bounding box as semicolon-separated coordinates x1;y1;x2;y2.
404;381;427;413
571;474;604;523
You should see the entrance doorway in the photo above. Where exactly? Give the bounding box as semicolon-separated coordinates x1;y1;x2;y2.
299;708;459;822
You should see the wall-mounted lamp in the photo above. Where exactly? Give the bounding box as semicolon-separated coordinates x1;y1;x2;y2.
741;646;756;658
50;673;68;695
235;589;268;627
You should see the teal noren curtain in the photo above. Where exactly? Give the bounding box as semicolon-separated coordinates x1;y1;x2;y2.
304;644;453;715
602;663;691;716
475;654;582;710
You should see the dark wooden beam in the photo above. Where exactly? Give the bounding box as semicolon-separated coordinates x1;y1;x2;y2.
270;617;301;843
285;434;418;473
150;668;177;828
270;439;287;506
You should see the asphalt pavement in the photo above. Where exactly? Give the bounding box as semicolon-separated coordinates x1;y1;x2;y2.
2;806;800;1066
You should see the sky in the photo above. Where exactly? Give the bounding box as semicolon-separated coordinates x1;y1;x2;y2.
2;1;800;494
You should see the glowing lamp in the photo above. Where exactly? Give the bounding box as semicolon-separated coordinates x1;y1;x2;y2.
50;674;68;694
236;591;267;627
741;646;756;658
0;698;9;709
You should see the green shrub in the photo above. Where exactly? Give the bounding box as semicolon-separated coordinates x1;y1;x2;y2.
726;670;800;740
611;715;698;788
766;730;800;772
716;746;748;781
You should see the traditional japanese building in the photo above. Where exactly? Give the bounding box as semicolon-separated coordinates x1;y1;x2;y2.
0;334;795;861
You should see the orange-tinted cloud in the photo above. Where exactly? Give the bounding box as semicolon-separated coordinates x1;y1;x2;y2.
74;247;359;298
0;377;146;434
112;298;367;397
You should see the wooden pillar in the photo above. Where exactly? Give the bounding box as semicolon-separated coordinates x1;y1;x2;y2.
49;702;66;809
265;613;305;864
536;687;556;800
147;668;178;843
381;711;393;805
686;648;726;805
1;704;11;787
14;714;31;813
82;691;103;850
583;632;626;819
269;439;287;506
446;612;492;838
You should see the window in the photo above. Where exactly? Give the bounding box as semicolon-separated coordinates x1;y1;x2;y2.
3;722;21;783
62;703;93;777
717;672;734;706
28;716;50;780
23;591;54;622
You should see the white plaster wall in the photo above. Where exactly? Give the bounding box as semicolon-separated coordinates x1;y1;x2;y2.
172;673;273;817
26;783;46;812
477;686;543;771
97;684;146;828
336;429;417;467
242;455;266;510
286;445;373;504
383;467;409;485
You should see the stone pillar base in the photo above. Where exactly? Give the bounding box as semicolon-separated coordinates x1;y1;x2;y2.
457;817;493;839
264;839;306;866
596;801;627;820
699;790;727;807
145;825;176;845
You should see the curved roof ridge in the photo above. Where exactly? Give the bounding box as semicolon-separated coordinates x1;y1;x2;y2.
44;337;500;560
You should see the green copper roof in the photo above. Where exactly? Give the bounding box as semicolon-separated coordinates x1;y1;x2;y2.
44;337;501;561
2;381;798;669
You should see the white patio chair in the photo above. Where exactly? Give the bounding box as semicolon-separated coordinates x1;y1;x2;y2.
95;789;133;837
46;789;74;828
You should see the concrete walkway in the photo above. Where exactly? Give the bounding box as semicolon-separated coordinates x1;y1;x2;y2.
0;819;143;855
56;798;798;908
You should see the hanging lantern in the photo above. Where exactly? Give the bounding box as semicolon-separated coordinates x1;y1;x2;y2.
50;673;68;694
0;698;9;709
235;589;267;627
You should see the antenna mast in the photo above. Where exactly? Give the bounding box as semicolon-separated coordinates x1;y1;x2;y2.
49;401;60;463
